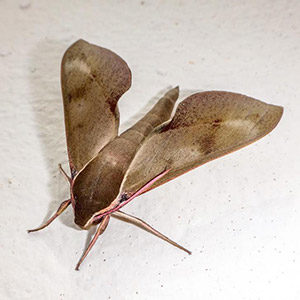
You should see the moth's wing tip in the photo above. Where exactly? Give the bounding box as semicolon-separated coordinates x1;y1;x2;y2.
172;85;180;98
65;39;90;54
278;105;284;120
271;103;284;122
271;103;284;112
163;86;180;101
278;105;284;115
74;38;88;45
260;102;284;136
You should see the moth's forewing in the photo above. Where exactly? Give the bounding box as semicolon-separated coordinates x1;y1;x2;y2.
61;39;132;173
72;87;180;227
120;91;283;194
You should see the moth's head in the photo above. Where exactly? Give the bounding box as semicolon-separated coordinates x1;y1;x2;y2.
71;161;128;230
73;194;130;230
71;187;113;230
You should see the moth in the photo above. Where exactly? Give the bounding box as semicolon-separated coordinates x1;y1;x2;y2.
28;39;283;270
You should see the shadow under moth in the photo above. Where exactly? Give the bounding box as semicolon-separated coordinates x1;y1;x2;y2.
28;39;283;270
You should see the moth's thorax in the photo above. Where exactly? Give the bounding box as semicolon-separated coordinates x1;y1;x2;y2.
71;137;139;228
72;161;121;227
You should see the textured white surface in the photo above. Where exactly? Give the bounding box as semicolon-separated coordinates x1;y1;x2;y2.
0;0;299;299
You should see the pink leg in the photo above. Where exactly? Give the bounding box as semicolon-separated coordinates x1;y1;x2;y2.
126;169;171;202
75;215;110;271
58;163;72;183
112;210;191;255
27;199;71;233
92;169;171;224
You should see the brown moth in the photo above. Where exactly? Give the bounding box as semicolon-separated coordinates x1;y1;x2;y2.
28;39;283;270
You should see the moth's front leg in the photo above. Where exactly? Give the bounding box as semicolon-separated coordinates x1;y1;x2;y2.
75;215;110;270
27;199;71;233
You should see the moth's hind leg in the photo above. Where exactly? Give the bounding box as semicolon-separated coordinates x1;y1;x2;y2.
112;210;192;255
27;199;71;233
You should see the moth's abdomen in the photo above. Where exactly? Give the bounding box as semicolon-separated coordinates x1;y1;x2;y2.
120;87;179;147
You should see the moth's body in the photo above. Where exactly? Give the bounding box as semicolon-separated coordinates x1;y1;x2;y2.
28;39;283;270
73;87;179;227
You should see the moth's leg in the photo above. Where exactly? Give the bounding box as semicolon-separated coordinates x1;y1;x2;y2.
109;169;171;215
75;215;110;271
112;210;191;255
58;163;72;183
27;199;71;233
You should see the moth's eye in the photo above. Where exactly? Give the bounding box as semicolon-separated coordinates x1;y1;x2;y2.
71;167;77;178
120;194;129;203
93;217;103;225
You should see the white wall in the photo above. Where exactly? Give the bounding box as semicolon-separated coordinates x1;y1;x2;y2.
0;1;299;299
